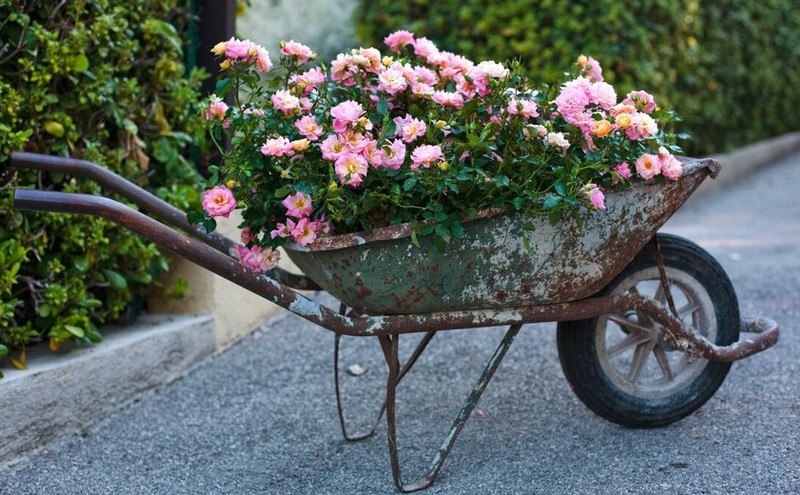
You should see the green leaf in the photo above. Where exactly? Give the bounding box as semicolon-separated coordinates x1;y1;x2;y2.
403;177;417;191
44;121;65;137
186;210;206;225
73;256;89;273
78;298;103;309
202;217;217;233
64;324;85;338
38;303;51;317
543;194;561;210
102;269;128;290
376;99;389;115
72;53;90;72
493;175;510;187
554;181;567;196
411;229;420;248
450;222;464;239
0;344;8;360
215;78;231;95
274;186;291;198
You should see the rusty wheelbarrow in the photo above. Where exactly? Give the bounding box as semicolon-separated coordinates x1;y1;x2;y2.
8;152;779;492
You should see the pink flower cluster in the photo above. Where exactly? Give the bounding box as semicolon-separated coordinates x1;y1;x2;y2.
269;192;333;246
553;73;661;149
212;37;272;73
232;244;280;272
634;147;683;181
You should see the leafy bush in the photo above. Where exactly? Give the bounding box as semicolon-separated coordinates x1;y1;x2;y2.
0;0;206;375
355;0;800;156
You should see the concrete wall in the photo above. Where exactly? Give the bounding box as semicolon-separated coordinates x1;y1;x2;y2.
236;0;358;63
147;213;303;350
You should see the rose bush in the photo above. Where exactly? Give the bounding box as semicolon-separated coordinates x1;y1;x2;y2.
196;32;684;271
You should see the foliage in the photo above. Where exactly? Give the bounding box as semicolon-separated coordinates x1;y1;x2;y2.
196;35;683;271
0;0;206;373
355;0;800;156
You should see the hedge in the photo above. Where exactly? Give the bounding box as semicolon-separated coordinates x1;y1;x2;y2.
0;0;207;375
355;0;800;156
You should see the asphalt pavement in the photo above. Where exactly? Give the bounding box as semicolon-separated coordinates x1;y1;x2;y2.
1;153;799;495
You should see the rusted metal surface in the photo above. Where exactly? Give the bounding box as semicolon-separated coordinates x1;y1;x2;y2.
7;152;320;291
380;325;521;492
286;158;717;314
334;330;436;442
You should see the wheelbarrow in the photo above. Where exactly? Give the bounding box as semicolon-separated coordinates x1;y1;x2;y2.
7;152;779;492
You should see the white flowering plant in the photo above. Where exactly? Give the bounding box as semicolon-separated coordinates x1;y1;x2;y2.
194;32;685;271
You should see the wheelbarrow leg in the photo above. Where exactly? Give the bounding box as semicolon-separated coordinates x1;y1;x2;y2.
378;325;522;492
334;331;437;441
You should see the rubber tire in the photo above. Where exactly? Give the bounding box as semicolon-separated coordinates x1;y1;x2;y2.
556;233;740;428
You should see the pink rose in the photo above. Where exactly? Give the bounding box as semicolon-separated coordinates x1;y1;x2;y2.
260;137;294;157
623;90;657;113
291;218;318;246
507;97;539;118
330;100;365;133
205;98;228;120
282;191;313;218
270;218;296;239
384;30;415;53
432;91;465;108
658;147;683;181
413;37;438;58
319;134;346;161
614;162;633;180
378;66;409;95
555;84;590;120
410;144;444;170
202;186;236;218
381;139;406;170
585;184;606;210
280;40;315;64
635;153;661;180
295;115;324;141
588;82;617;110
334;152;369;186
270;90;300;115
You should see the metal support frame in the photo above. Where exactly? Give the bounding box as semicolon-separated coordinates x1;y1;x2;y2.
334;331;437;441
378;325;521;492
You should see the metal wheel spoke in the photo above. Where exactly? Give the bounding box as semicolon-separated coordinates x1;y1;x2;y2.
678;302;700;318
627;286;653;326
652;346;674;381
607;328;651;358
654;281;666;304
628;340;657;384
608;314;654;335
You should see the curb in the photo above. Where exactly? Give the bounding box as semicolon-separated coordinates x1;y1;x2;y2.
0;314;214;470
1;133;799;473
699;132;800;195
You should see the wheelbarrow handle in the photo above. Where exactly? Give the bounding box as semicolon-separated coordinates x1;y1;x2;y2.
8;152;320;291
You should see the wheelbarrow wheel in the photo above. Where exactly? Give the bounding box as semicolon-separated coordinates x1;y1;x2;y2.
556;233;740;428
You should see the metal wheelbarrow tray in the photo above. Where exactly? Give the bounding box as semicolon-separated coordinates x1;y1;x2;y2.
8;152;779;492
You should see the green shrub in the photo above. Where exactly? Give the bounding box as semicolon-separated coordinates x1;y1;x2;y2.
0;0;206;375
355;0;800;156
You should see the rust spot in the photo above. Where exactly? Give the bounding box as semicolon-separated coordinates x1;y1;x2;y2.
355;286;372;299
